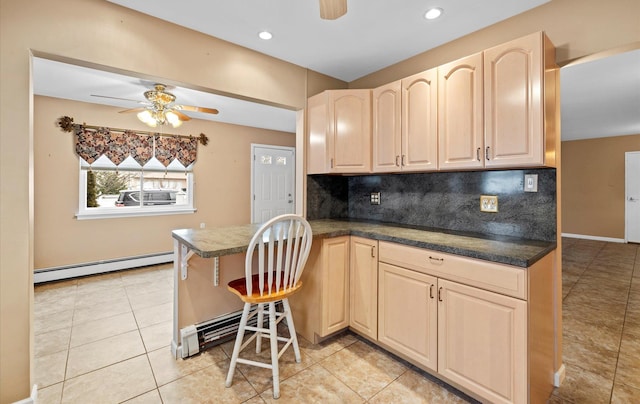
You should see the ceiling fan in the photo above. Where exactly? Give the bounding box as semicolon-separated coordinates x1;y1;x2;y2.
319;0;347;20
92;83;218;128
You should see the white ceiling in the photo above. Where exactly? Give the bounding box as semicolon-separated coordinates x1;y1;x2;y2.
107;0;549;83
33;0;640;140
32;57;298;133
560;49;640;141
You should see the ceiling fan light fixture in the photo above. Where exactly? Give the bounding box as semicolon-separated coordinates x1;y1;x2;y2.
258;31;273;40
165;110;183;128
137;110;157;127
424;7;443;20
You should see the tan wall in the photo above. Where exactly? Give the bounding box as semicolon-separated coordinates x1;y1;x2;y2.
34;96;294;269
561;134;640;239
0;0;310;401
351;0;640;89
306;70;348;97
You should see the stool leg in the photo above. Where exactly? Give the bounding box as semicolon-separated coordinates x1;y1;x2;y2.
256;303;264;353
282;298;301;363
226;302;251;388
268;302;280;399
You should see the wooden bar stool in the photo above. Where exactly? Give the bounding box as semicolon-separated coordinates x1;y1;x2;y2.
225;214;312;399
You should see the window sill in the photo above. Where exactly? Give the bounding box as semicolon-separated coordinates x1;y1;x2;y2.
76;207;196;220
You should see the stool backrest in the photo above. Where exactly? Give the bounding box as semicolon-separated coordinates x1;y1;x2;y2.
245;214;313;297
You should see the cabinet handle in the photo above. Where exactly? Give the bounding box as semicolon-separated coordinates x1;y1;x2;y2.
401;155;406;166
330;158;334;168
428;256;444;262
476;147;481;161
429;284;434;299
395;155;400;167
371;245;376;258
485;146;491;161
438;287;443;302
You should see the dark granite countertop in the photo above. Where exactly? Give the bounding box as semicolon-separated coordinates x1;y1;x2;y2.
172;219;556;268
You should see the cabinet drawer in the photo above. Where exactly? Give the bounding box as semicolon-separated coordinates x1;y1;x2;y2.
379;241;527;300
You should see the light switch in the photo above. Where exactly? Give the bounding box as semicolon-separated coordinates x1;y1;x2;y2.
524;174;538;192
370;192;381;205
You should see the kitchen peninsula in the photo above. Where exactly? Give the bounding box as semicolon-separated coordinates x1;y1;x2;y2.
172;219;557;404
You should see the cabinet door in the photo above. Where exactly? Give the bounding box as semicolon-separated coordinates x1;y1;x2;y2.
349;237;378;339
307;92;329;174
328;90;371;173
378;262;438;372
484;32;544;168
438;279;527;404
321;236;350;336
401;68;438;172
372;81;401;172
438;53;484;170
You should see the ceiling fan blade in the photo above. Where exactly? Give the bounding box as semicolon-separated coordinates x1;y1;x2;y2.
319;0;347;20
174;105;219;115
118;107;147;114
91;94;147;104
171;109;191;121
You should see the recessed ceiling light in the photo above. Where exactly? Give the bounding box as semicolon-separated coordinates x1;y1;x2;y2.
424;7;443;20
258;31;273;40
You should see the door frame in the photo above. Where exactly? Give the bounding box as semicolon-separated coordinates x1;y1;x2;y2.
625;151;640;243
250;143;296;223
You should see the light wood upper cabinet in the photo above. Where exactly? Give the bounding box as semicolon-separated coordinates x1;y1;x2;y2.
484;31;556;168
401;69;438;171
437;279;527;404
349;237;378;340
307;32;556;174
307;90;371;174
372;69;438;173
372;81;402;172
438;52;484;170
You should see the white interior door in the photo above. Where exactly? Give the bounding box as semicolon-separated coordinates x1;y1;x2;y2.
626;151;640;243
252;145;295;223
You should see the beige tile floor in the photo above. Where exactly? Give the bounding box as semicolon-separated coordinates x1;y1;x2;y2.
34;238;639;403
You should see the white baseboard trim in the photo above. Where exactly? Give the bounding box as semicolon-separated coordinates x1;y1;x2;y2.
34;252;173;283
171;340;182;360
13;384;37;404
561;233;625;243
554;364;566;387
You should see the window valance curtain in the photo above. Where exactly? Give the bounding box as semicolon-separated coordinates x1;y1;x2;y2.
57;116;208;168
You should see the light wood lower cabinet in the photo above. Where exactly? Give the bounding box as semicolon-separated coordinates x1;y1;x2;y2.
378;262;438;372
290;236;350;343
293;237;555;403
437;279;527;404
349;237;378;340
378;241;554;404
377;260;526;402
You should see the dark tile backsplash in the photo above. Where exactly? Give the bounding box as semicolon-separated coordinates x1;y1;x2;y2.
307;169;556;242
306;175;349;219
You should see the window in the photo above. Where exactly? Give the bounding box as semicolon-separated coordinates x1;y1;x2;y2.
77;154;195;219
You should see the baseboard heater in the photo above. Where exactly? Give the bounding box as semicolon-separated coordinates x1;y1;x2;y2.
34;252;173;283
181;310;262;358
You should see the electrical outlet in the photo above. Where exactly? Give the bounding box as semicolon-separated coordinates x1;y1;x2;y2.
370;192;381;205
524;174;538;192
480;195;498;212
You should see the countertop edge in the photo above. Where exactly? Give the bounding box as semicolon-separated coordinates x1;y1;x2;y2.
172;222;556;268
